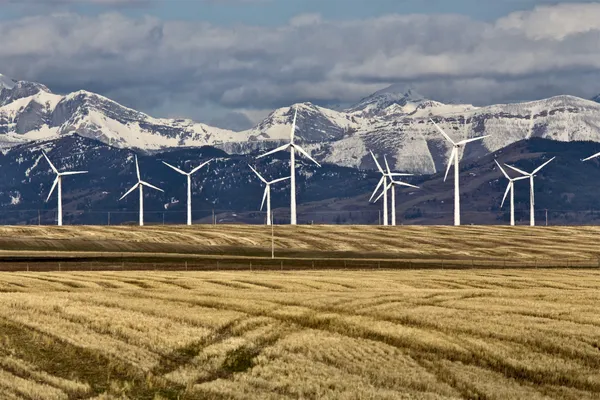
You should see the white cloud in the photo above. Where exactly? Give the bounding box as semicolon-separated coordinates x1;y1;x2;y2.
1;2;600;121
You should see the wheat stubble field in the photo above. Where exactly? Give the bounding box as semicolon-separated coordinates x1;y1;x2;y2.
0;269;598;399
1;225;600;266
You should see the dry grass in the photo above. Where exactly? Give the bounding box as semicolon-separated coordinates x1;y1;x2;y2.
1;225;600;262
0;270;597;399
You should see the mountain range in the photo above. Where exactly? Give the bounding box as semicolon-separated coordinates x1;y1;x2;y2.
3;73;600;176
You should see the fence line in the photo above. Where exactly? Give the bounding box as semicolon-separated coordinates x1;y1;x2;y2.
3;208;600;226
1;257;599;272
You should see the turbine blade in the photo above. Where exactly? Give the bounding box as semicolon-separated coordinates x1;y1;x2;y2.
256;144;290;159
162;161;186;175
532;156;556;175
369;177;384;202
140;181;164;192
444;148;456;182
189;159;213;175
248;164;267;183
135;155;140;180
582;151;600;162
46;177;59;202
513;176;529;181
119;183;139;201
60;171;88;176
388;173;413;177
42;151;58;174
430;118;456;145
504;164;530;176
374;182;393;203
384;155;392;176
457;135;490;146
293;144;321;167
495;160;510;180
270;176;291;184
501;182;511;209
260;187;268;211
370;151;385;174
392;180;420;189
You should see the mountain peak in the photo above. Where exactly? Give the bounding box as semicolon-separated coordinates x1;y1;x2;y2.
592;94;600;103
345;84;432;116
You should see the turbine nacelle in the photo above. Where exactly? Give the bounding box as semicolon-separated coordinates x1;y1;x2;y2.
120;155;164;201
42;151;88;202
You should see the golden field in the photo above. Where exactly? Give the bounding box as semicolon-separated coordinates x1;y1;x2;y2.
1;225;600;266
0;269;597;399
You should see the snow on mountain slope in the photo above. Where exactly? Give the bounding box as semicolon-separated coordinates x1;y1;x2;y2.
0;75;244;151
3;73;600;176
243;102;363;142
345;85;432;117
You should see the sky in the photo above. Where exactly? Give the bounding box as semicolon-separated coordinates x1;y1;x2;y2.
1;0;600;130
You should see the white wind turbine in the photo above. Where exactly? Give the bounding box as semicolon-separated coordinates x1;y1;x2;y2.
42;151;87;226
257;106;320;225
430;119;489;226
369;151;413;226
248;165;290;225
162;159;213;225
495;160;528;226
373;156;420;226
120;155;164;226
504;157;555;227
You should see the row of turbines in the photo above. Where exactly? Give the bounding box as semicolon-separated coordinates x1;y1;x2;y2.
370;118;597;227
38;110;600;227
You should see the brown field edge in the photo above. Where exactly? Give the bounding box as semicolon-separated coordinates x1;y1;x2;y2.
0;224;598;270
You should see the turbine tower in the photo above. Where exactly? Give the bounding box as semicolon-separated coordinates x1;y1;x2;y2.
504;157;555;227
248;165;290;225
373;156;419;226
431;119;489;226
495;160;528;226
42;151;87;226
162;159;213;225
257;106;320;225
369;151;413;226
120;155;164;226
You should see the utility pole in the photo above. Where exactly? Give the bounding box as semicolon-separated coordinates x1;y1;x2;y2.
212;209;215;225
108;211;111;226
38;210;40;226
545;209;548;226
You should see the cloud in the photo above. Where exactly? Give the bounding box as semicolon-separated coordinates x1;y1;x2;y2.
1;2;600;122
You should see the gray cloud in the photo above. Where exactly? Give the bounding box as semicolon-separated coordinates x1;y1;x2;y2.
1;3;600;124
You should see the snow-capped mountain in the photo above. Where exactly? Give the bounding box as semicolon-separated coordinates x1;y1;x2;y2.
0;74;245;150
4;73;600;176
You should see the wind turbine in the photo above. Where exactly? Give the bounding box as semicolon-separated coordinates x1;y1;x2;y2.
430;118;489;226
248;165;290;225
495;160;528;226
256;106;320;225
162;159;213;225
42;151;87;226
369;151;413;226
120;155;164;226
504;157;555;227
372;156;420;226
